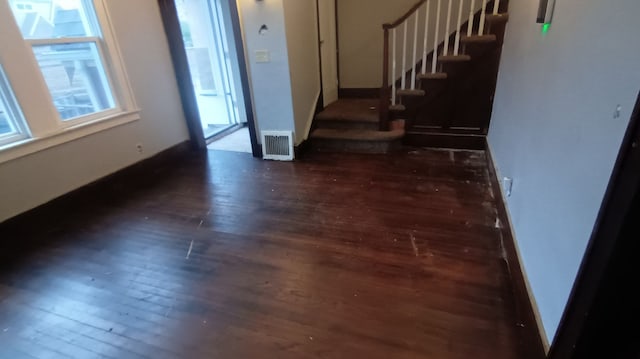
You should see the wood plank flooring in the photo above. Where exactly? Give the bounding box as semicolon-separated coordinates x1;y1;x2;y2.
0;148;529;359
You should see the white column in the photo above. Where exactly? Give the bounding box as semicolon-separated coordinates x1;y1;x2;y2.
467;0;476;36
478;0;488;35
443;0;453;56
431;0;441;73
421;0;430;75
453;0;464;55
401;21;407;90
411;12;419;89
392;28;397;105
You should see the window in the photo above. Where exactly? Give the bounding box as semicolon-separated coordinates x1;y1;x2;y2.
0;66;29;147
9;0;117;121
0;68;27;146
0;0;138;158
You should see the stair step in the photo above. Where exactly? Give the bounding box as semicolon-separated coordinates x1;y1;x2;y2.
311;128;405;153
417;72;448;80
460;34;497;43
315;99;379;123
397;89;426;97
486;13;509;23
316;118;378;130
438;54;472;62
390;104;406;112
311;128;405;142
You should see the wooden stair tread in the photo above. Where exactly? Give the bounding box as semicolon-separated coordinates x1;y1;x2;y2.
311;128;405;142
486;13;509;23
315;99;379;123
397;89;426;97
461;34;497;43
418;72;448;80
438;54;472;62
316;116;378;124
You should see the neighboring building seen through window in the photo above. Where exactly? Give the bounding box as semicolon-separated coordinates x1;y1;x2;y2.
8;0;116;121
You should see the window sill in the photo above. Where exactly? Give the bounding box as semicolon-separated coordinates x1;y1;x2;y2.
0;110;140;164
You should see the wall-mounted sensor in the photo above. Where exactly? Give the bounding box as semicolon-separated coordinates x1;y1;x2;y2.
259;24;269;35
537;0;556;24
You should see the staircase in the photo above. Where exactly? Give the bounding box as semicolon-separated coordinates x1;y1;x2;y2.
310;0;509;152
311;99;405;153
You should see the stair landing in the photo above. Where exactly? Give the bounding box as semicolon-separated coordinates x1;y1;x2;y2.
311;99;405;154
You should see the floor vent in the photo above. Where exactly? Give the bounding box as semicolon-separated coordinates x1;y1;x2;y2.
261;131;294;161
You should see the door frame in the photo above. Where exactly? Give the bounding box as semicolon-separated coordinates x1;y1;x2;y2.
158;0;261;157
316;0;339;108
548;91;640;358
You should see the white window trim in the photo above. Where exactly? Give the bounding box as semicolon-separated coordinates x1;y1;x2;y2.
0;0;140;164
0;110;139;163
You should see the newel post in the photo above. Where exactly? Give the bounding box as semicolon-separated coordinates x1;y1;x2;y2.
379;27;391;131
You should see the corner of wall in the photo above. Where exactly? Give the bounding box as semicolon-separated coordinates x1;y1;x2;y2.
300;89;321;144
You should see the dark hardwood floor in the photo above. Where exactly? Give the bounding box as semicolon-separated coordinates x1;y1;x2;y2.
0;148;529;359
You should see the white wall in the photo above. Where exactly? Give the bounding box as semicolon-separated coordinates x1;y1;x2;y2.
338;0;415;89
338;0;479;89
282;0;321;144
237;0;296;142
0;0;189;222
488;0;640;345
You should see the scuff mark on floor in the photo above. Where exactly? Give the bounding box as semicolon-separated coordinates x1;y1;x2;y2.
186;240;194;259
410;234;419;257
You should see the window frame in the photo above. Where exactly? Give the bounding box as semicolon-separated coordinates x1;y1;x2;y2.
0;66;30;147
29;36;121;124
0;0;139;162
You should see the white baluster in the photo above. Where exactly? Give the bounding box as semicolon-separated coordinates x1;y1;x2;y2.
453;0;464;55
467;0;476;37
443;0;452;56
493;0;500;14
411;12;419;89
392;28;397;106
478;0;488;35
421;0;430;75
432;0;441;73
401;21;407;90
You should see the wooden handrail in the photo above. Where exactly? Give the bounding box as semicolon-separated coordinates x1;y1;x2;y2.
383;0;427;30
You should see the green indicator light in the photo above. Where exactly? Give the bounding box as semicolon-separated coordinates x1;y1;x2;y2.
542;23;551;34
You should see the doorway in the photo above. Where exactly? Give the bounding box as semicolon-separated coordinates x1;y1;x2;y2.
172;0;255;154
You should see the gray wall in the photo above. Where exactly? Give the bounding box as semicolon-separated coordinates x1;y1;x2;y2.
238;0;295;142
238;0;320;146
488;0;640;345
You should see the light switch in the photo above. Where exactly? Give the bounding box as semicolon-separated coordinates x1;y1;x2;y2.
255;50;270;63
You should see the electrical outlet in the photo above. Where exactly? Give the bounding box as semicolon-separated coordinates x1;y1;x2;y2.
136;143;144;154
503;177;513;197
613;105;622;119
